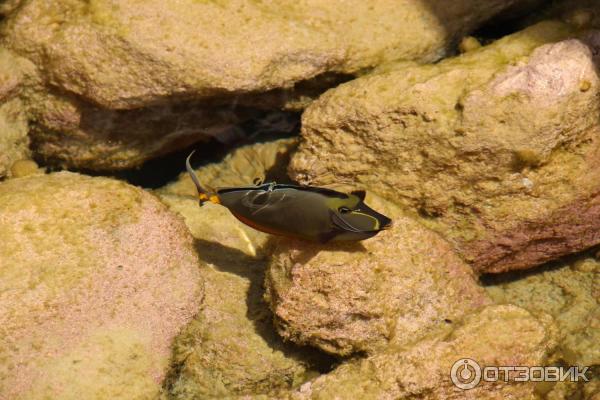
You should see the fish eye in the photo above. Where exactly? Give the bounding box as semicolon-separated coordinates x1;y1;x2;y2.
338;206;352;214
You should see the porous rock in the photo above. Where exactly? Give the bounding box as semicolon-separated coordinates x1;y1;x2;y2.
264;193;490;356
290;21;600;273
0;172;202;399
0;48;35;178
1;0;534;109
291;305;557;400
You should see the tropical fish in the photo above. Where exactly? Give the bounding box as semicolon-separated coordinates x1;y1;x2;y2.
186;152;392;242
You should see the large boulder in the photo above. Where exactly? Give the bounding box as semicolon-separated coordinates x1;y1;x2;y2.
2;0;534;109
291;305;557;400
289;21;600;273
0;0;538;169
264;194;490;356
0;172;202;399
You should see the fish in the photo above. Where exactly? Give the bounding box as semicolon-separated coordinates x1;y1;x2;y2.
186;151;392;242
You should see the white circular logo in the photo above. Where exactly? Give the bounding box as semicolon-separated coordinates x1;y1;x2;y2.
451;358;481;390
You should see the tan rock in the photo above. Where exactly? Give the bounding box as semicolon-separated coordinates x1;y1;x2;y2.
0;48;35;178
291;305;556;400
2;0;532;109
0;172;202;399
486;256;600;368
27;90;265;170
264;193;490;356
289;21;600;273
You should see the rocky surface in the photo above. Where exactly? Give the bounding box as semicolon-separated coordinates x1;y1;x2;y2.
0;0;537;170
265;193;490;356
486;256;599;368
290;20;600;273
1;0;533;109
0;48;34;178
290;305;556;400
158;140;329;398
0;172;202;399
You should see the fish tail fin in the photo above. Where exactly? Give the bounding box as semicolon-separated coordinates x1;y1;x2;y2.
186;151;220;206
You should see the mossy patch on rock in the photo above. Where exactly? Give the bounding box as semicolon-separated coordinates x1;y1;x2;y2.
486;256;599;368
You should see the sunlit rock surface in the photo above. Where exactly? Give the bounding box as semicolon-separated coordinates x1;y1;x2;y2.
265;194;489;356
0;172;202;399
0;0;535;170
290;21;600;273
290;305;556;400
486;256;600;368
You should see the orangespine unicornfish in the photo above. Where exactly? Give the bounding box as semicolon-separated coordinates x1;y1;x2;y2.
185;152;392;243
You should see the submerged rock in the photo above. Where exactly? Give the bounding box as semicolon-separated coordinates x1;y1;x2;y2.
2;0;533;109
0;48;34;178
0;172;202;399
291;305;557;400
486;256;600;368
0;0;538;169
290;21;600;273
265;194;489;356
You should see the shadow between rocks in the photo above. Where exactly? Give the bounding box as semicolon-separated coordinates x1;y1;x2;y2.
193;238;337;374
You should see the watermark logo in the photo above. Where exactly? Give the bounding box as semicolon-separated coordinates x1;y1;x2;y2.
450;358;591;390
450;358;482;389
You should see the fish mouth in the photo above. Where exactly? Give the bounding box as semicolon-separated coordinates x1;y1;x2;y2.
381;219;393;230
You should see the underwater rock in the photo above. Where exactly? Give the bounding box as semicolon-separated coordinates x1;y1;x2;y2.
0;0;22;17
0;172;202;399
264;194;489;356
26;90;270;170
2;0;532;109
486;256;600;368
0;48;34;178
290;21;600;273
290;305;557;399
158;140;326;398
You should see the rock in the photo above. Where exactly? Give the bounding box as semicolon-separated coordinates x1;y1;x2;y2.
0;97;29;178
0;172;202;399
486;256;600;368
158;139;329;398
0;48;35;178
26;90;272;170
2;0;532;109
291;305;557;399
289;21;600;273
0;0;22;17
9;159;41;178
264;193;490;356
